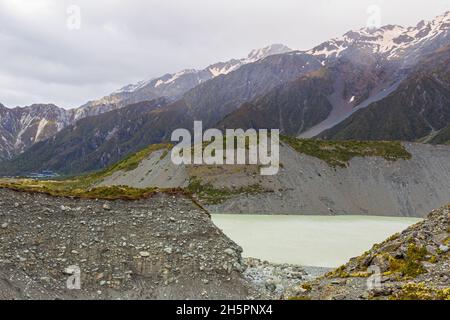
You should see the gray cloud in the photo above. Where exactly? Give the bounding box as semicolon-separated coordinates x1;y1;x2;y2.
1;0;449;108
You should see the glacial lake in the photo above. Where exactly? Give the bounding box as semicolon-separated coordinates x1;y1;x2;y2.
211;214;422;268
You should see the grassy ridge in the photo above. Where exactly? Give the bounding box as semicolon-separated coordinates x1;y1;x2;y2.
187;177;266;204
281;136;412;167
0;179;160;200
96;143;171;175
0;143;172;200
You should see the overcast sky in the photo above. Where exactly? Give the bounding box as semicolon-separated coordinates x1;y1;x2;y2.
1;0;449;109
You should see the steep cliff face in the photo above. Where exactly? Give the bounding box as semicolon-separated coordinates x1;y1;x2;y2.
97;140;450;217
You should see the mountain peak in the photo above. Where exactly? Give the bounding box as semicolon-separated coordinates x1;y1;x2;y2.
112;44;292;98
434;10;450;21
308;10;450;61
246;44;292;62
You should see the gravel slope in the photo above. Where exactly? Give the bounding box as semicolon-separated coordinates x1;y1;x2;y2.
0;189;257;299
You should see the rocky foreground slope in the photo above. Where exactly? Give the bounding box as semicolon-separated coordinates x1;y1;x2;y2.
287;205;449;300
99;141;450;217
0;186;447;300
0;188;258;299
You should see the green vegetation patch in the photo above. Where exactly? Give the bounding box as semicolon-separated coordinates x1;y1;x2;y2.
325;265;369;279
390;282;450;300
103;143;171;173
0;179;185;200
187;177;266;205
281;136;412;167
0;144;177;200
387;243;428;278
325;241;430;280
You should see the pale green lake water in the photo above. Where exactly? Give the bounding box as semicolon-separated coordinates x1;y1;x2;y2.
212;214;422;268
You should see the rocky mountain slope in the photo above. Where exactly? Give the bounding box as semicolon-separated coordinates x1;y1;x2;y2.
318;45;450;141
0;188;259;299
96;139;450;217
219;12;450;141
218;58;399;136
0;103;72;160
221;12;450;141
288;204;449;300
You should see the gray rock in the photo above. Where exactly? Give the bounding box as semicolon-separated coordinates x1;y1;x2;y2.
265;281;277;292
224;248;235;256
163;247;173;254
139;251;150;257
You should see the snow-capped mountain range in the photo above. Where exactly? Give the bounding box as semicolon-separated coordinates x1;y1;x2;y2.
74;43;292;120
0;44;291;159
308;11;450;64
116;43;293;94
2;11;450;163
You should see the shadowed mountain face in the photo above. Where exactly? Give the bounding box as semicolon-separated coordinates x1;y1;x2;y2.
180;52;323;127
217;69;335;135
217;58;398;136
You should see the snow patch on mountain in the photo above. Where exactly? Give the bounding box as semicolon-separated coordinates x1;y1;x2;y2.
308;11;450;62
116;44;293;95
